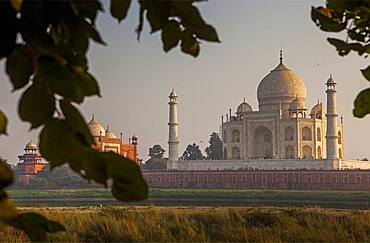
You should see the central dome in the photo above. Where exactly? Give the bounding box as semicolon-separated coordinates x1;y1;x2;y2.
257;61;307;113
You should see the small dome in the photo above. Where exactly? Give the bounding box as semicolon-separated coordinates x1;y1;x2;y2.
310;102;325;118
289;98;306;110
237;100;252;113
87;115;105;137
105;126;117;139
25;140;37;150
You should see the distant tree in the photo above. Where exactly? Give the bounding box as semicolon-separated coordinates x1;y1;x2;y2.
0;1;219;240
144;144;167;170
149;145;166;159
143;158;167;171
36;165;94;188
361;158;368;161
183;143;204;160
0;157;10;167
312;1;370;118
205;132;222;160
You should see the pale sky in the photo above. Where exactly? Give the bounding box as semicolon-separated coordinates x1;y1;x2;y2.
1;0;369;164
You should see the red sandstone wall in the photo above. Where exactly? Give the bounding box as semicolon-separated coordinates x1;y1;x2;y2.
143;170;370;191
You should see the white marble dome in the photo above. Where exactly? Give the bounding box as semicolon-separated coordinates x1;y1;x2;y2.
87;116;105;137
257;62;307;109
237;100;253;113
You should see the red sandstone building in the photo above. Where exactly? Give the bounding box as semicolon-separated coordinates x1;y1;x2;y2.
87;115;140;163
17;141;47;183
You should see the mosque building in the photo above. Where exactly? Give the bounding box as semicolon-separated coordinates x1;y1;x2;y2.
166;52;370;171
87;115;140;163
16;141;47;183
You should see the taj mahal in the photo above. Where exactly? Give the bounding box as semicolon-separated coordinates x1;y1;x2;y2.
166;52;370;171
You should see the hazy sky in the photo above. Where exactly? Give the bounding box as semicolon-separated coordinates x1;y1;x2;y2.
1;0;369;164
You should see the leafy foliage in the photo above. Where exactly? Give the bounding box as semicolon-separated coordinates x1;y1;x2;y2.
137;0;220;57
183;143;204;160
205;132;222;160
0;111;8;135
143;158;167;171
0;159;65;241
311;0;370;117
0;0;219;240
149;144;166;159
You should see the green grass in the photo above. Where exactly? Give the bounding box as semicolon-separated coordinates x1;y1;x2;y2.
1;207;370;242
7;188;370;208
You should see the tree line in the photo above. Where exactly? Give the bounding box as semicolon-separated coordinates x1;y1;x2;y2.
144;132;222;170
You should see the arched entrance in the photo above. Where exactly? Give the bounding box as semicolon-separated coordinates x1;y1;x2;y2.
285;145;294;159
232;147;240;159
317;146;322;158
253;126;273;158
339;148;343;159
302;145;312;159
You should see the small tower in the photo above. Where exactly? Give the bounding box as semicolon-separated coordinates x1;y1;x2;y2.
131;134;139;163
325;75;339;159
167;89;179;170
17;141;46;184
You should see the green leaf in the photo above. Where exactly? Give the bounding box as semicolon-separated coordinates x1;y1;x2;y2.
60;100;94;146
145;2;171;33
13;212;65;242
0;192;18;223
173;1;206;28
0;2;18;59
40;118;147;200
38;58;99;103
70;0;102;24
327;38;351;56
6;45;33;91
361;65;370;81
83;21;106;45
311;6;346;32
162;20;181;52
105;152;148;201
0;111;8;135
18;84;55;129
80;151;109;185
20;23;61;60
192;24;220;43
39;118;80;167
110;0;131;22
0;161;13;188
47;220;66;233
348;28;366;42
181;30;200;58
10;0;23;12
38;58;84;103
353;88;370;118
76;73;101;98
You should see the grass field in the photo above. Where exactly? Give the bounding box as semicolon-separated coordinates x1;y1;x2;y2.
7;188;370;209
1;206;370;242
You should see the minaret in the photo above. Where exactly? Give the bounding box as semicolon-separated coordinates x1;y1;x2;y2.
167;89;179;170
325;75;339;159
